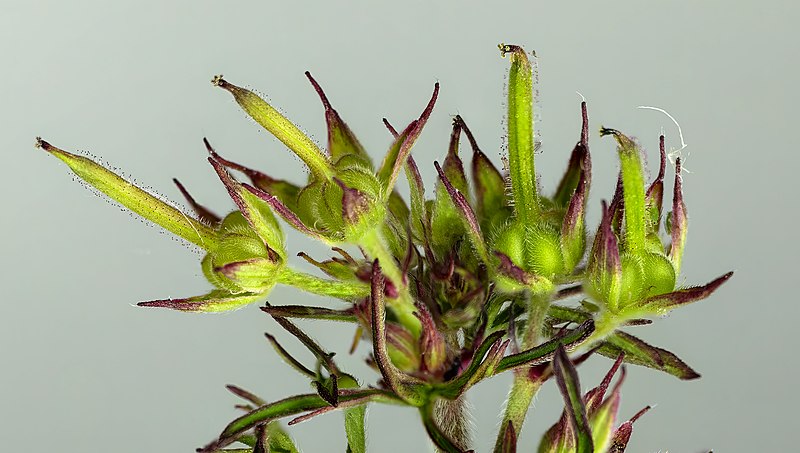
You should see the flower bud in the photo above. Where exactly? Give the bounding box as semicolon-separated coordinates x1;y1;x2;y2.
584;131;730;320
209;153;286;257
539;353;649;453
430;119;469;256
586;201;623;311
197;156;289;296
668;158;688;274
353;299;420;373
644;135;666;235
415;303;447;375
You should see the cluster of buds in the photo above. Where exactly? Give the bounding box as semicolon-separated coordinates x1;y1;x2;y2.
38;44;730;452
536;347;650;453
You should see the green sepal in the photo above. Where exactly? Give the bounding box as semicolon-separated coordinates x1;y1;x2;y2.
596;330;700;380
494;320;594;374
37;139;218;250
336;167;384;230
586;201;623;312
404;156;430;243
668;158;688;274
644;135;666;235
585;355;625;452
305;72;373;170
539;355;626;453
264;422;300;453
209;156;286;260
552;344;593;453
343;404;367;453
295;180;336;235
243;184;328;243
465;118;511;234
434;161;489;263
376;83;439;199
589;378;621;453
200;390;396;452
493;251;554;294
204;138;302;215
620;271;732;318
429;120;471;256
553;102;590;208
415;303;448;375
383;118;425;244
261;305;357;323
387;190;411;231
384;322;422;372
499;420;517;453
442;118;471;201
137;289;264;312
608;406;651;452
559;103;591;271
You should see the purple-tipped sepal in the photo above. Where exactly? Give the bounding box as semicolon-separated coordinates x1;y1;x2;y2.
559;105;592;271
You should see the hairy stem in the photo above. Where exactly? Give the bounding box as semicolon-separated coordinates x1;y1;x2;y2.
493;292;551;451
433;396;471;452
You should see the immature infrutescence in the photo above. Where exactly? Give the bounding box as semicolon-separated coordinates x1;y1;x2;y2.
38;44;731;453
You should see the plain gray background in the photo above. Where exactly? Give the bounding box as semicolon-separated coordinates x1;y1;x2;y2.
2;1;796;451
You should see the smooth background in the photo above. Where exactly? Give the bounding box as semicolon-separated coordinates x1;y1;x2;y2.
2;1;796;452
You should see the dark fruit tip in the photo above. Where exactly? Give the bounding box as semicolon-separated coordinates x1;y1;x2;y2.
599;127;620;137
580;101;589;145
382;118;399;137
211;74;231;90
35;136;53;151
498;43;525;57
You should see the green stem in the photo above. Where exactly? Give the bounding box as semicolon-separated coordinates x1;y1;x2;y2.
278;267;369;299
361;228;421;337
493;292;551;451
521;292;551;348
496;377;542;449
